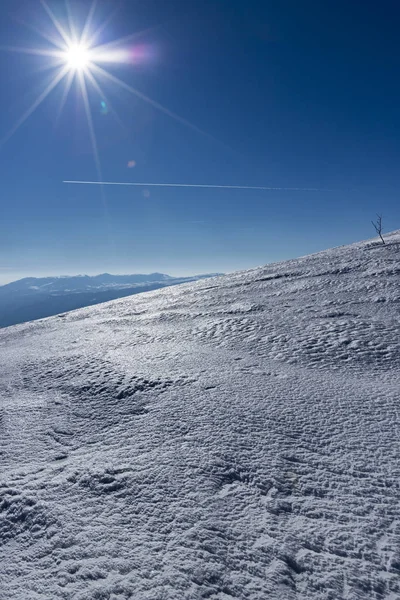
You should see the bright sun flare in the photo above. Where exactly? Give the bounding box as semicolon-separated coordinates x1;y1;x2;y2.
65;44;91;71
0;0;203;156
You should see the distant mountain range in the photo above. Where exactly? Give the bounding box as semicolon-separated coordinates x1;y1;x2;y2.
0;272;222;328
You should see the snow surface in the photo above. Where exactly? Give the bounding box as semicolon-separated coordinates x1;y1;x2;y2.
1;232;400;599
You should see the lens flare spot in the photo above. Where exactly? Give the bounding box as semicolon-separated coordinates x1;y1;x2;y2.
100;100;109;115
129;44;156;65
127;160;136;168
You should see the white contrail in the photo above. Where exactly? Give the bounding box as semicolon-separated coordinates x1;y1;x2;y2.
63;180;329;191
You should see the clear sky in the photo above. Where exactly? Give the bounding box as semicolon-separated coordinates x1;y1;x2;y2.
1;0;400;283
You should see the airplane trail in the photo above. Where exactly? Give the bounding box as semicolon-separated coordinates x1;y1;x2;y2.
63;180;330;191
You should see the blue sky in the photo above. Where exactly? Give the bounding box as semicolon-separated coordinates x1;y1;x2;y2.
1;0;400;283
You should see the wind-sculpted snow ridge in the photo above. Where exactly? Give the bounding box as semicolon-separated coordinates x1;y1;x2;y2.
1;232;400;599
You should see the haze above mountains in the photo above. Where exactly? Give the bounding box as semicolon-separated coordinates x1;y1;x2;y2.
0;272;221;328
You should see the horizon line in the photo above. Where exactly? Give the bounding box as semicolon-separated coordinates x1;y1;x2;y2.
63;180;332;192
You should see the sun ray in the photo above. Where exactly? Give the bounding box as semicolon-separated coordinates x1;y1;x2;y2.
91;24;159;58
14;54;68;84
40;0;71;49
54;68;75;127
91;63;218;142
81;0;99;47
85;6;121;49
65;0;79;45
0;45;67;80
0;66;69;146
11;14;67;51
0;45;60;57
84;69;126;132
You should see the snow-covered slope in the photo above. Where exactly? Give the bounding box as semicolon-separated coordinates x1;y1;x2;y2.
1;232;400;599
0;272;222;328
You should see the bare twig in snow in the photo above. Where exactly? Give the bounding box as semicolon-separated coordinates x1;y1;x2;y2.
371;214;385;245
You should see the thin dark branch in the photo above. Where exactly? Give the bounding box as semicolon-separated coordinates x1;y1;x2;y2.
371;214;385;244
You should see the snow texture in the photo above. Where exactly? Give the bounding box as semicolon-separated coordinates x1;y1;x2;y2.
0;273;222;328
1;232;400;599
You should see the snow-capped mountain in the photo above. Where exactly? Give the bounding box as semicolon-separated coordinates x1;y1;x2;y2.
2;272;182;294
1;232;400;599
0;272;221;328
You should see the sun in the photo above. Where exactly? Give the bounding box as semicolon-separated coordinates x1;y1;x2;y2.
0;0;204;155
65;44;91;71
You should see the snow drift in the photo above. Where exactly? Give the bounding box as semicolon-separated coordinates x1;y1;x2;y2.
1;232;400;599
